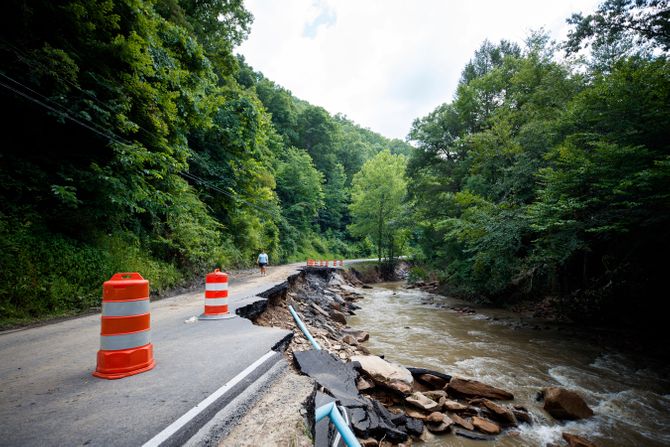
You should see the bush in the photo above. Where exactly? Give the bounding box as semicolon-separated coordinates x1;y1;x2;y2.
0;215;184;327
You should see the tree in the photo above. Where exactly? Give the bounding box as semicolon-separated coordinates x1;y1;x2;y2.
349;150;407;262
275;147;324;230
565;0;670;56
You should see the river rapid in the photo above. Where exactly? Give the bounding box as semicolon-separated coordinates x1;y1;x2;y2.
348;283;670;446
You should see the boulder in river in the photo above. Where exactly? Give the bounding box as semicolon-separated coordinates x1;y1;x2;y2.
542;387;594;420
481;399;517;424
471;416;501;435
512;406;532;424
562;432;599;447
446;377;514;400
407;367;452;389
342;328;370;342
405;392;440;411
351;355;414;388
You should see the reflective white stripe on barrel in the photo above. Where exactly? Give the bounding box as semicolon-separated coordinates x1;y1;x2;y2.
100;330;151;351
206;283;228;291
102;300;150;317
203;298;229;306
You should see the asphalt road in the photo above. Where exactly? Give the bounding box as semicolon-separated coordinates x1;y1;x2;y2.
0;263;304;447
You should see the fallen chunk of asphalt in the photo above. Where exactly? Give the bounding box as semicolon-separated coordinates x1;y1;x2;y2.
295;350;423;444
295;350;364;406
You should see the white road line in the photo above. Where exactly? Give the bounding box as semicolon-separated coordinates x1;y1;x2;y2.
142;350;277;447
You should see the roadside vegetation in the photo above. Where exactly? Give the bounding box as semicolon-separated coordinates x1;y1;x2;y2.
1;0;668;330
0;0;411;325
406;0;669;325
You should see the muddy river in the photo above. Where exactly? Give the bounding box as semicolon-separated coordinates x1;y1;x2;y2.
348;283;670;446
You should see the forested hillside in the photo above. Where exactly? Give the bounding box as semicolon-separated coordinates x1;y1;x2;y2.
0;0;411;324
406;1;669;325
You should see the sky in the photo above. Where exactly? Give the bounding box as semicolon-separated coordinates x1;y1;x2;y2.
236;0;602;140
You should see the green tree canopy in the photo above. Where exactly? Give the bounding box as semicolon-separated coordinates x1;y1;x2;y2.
349;150;407;262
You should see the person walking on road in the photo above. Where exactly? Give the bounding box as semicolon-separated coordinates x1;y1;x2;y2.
257;250;269;276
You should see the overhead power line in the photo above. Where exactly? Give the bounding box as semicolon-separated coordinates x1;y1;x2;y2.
0;68;311;227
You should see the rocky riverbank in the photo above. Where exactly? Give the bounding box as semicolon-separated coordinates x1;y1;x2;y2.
233;266;601;447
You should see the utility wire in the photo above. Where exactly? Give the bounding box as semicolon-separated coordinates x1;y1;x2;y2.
0;71;134;147
0;77;131;148
0;70;310;226
0;38;168;146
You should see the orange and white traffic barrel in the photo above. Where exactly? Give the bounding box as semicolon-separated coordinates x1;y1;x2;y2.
339;260;344;266
199;269;235;320
93;272;155;380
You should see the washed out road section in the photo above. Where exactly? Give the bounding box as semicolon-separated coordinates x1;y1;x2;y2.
0;263;302;447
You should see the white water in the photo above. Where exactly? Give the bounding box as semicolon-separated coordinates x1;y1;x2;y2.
348;283;670;446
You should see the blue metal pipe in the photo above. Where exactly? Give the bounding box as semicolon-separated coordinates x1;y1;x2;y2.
288;305;321;351
315;402;361;447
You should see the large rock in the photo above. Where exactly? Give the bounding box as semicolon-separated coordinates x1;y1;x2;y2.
512;406;532;424
406;392;440;412
450;413;474;431
342;334;358;346
441;398;469;412
351;355;414;388
418;374;449;389
422;390;447;401
386;380;413;395
405;409;427;420
330;310;347;324
446;378;514;400
562;433;599;447
543;387;593;420
481;399;517;424
426;412;445;424
425;414;453;433
471;416;501;435
408;367;452;389
342;328;370;342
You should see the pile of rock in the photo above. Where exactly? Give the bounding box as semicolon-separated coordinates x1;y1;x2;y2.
350;355;528;444
406;280;439;293
250;267;372;361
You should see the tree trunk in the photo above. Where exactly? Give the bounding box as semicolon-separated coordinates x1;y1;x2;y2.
377;203;384;264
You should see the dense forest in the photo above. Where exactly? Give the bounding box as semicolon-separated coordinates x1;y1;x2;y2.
1;0;668;329
0;0;411;324
406;0;669;325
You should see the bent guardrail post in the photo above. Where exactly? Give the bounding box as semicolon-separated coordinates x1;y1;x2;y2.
288;304;321;351
315;402;360;447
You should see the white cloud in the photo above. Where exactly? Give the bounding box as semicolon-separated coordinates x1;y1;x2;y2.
237;0;601;140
